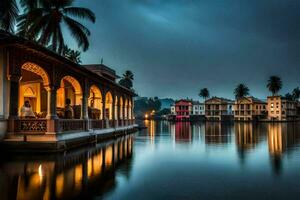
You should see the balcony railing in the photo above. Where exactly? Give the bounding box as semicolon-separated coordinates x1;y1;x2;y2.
11;118;135;135
14;119;47;134
58;119;87;132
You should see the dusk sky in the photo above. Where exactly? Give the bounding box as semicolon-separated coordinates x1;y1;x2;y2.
70;0;300;100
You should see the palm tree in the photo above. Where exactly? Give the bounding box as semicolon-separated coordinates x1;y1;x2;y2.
285;93;293;101
0;0;19;32
18;0;96;54
267;76;282;96
292;87;300;101
63;45;81;63
119;70;134;89
234;83;249;100
199;88;209;100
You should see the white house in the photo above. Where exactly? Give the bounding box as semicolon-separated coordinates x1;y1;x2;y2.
192;101;205;116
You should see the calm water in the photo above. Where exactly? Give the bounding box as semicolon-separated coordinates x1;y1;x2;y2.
1;120;300;199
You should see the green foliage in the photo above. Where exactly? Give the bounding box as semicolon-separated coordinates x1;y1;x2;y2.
285;93;293;101
16;0;95;54
119;70;134;89
199;88;209;100
267;76;282;96
234;83;249;100
157;108;171;116
292;87;300;100
63;45;81;64
0;0;19;32
134;97;161;117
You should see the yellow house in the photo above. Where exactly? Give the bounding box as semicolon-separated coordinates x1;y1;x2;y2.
234;96;267;121
267;96;297;121
205;97;234;121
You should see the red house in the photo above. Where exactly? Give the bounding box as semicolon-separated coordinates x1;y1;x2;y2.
172;99;192;121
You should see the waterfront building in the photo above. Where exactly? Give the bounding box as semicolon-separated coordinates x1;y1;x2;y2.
170;99;193;121
191;101;205;121
0;31;136;150
192;101;205;115
234;97;267;121
205;97;234;121
267;96;297;121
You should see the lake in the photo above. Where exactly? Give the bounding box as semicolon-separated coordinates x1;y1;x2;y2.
1;120;300;199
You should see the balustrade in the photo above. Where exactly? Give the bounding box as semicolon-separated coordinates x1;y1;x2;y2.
14;119;47;134
11;117;135;134
58;119;86;132
91;119;104;129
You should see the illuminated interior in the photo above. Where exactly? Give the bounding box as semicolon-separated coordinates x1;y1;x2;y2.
19;62;50;118
114;96;118;120
105;91;113;119
56;76;82;118
89;85;103;119
124;99;128;119
128;100;132;119
119;96;123;119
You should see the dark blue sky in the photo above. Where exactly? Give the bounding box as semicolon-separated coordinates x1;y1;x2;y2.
69;0;300;100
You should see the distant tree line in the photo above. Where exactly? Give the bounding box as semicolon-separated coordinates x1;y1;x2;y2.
198;75;300;101
134;97;162;118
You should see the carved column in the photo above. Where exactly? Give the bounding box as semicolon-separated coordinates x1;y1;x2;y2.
122;99;126;126
102;93;106;128
117;96;121;127
81;80;89;120
8;75;21;119
45;85;58;119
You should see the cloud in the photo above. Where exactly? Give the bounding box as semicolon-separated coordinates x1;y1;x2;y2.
75;0;300;99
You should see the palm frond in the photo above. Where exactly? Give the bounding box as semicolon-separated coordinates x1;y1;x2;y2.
63;16;90;51
63;7;96;23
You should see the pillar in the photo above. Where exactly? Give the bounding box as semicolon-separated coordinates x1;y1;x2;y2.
117;97;121;127
45;85;58;119
81;80;89;120
8;75;20;119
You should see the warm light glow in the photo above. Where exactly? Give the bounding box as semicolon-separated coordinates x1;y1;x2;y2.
38;164;43;180
56;174;64;198
145;114;148;119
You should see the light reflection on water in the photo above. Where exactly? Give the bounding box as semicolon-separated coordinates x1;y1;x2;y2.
2;121;300;199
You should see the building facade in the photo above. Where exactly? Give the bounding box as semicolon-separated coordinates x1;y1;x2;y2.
173;100;193;121
234;97;267;121
0;31;136;150
192;101;205;116
205;97;234;121
267;96;297;121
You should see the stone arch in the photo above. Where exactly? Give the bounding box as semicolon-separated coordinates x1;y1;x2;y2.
105;91;113;120
57;75;83;118
19;62;51;116
21;62;50;86
89;85;103;119
61;75;82;95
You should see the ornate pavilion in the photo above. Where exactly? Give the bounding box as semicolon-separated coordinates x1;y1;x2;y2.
0;31;136;151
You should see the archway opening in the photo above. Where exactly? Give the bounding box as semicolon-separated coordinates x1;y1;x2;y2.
19;62;50;118
57;76;82;119
128;100;132;120
105;92;113;120
114;96;118;120
119;97;123;119
88;85;102;119
124;99;128;120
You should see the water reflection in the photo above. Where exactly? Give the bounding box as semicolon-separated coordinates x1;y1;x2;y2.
3;121;300;199
0;135;133;200
141;120;300;175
